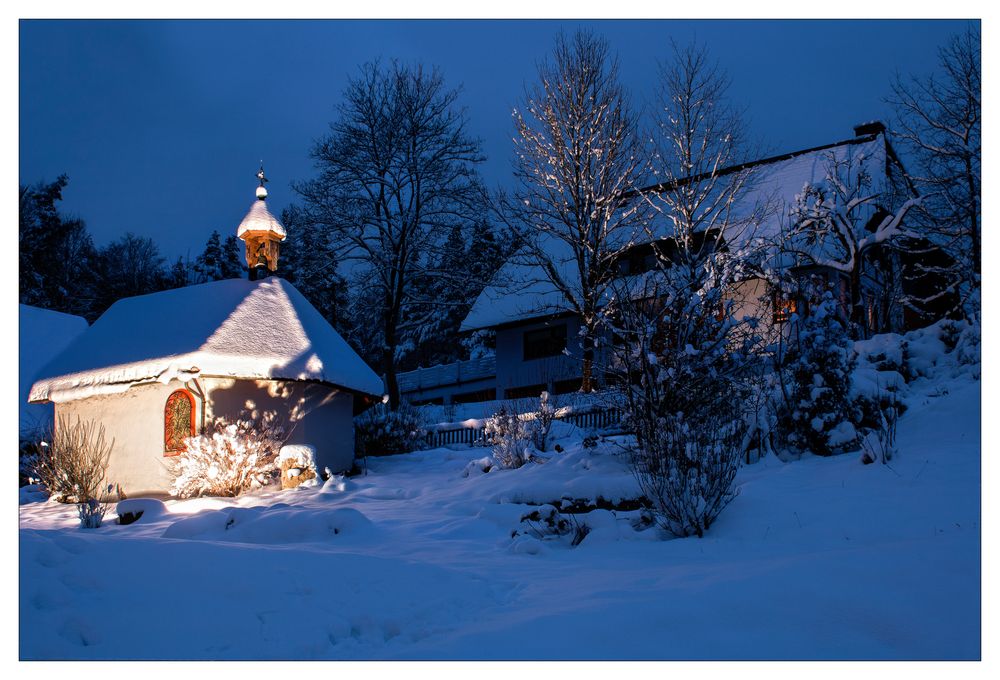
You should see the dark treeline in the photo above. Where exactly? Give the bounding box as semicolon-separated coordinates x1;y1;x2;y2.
19;170;515;383
20;25;978;405
20;174;246;322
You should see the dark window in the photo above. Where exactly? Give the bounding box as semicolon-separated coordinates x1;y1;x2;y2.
553;378;583;395
164;390;195;455
452;388;497;404
505;383;547;400
408;396;444;406
523;324;568;360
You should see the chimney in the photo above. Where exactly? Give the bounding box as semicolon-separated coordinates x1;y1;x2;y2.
853;121;886;137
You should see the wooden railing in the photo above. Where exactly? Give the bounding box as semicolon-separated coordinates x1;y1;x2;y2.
424;406;626;449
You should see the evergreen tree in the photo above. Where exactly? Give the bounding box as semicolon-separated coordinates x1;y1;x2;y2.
466;218;509;292
403;223;469;369
194;231;226;282
777;290;860;456
19;175;99;320
167;256;191;289
400;218;514;370
221;235;245;279
281;206;351;336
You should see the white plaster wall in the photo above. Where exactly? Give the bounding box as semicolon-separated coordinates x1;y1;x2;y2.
54;381;200;497
201;377;354;477
56;378;355;497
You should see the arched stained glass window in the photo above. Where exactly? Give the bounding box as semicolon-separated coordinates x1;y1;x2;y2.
165;390;195;455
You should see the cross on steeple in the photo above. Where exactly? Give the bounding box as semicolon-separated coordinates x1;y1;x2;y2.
257;162;268;189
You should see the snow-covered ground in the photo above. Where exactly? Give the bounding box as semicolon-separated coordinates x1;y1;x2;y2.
19;346;980;660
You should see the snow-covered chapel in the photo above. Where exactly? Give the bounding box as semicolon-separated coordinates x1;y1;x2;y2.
28;172;383;496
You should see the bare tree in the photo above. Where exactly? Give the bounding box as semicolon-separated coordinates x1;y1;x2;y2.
642;41;766;280
780;151;922;337
602;42;767;538
888;25;980;317
92;232;167;316
510;30;645;392
296;60;485;407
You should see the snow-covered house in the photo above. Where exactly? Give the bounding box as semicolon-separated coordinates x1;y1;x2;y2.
28;176;383;496
19;304;89;437
457;122;954;401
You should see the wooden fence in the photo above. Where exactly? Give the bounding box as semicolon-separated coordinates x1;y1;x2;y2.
424;406;626;449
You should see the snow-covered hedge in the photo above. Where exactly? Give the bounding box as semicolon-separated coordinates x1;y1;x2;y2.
354;403;428;458
170;416;285;498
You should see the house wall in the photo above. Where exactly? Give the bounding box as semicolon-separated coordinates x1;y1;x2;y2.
490;279;786;399
200;377;354;477
400;376;497;405
495;316;599;398
55;378;354;497
55;382;196;497
726;277;792;344
398;356;497;405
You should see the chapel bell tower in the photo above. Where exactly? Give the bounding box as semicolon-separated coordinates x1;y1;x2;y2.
237;164;287;281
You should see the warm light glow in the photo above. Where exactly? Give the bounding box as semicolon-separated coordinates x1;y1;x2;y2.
773;294;797;324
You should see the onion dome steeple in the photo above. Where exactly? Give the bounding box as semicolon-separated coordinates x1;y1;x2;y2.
237;162;286;281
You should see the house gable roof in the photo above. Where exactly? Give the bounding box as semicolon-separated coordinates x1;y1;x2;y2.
461;129;891;332
29;278;383;403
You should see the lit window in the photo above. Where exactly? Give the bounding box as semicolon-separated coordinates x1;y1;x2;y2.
164;390;195;455
773;293;797;324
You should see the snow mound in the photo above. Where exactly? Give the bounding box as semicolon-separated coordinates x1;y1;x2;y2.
161;505;375;544
115;499;169;524
19;485;49;505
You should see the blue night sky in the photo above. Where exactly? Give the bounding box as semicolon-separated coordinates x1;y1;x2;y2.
20;19;973;261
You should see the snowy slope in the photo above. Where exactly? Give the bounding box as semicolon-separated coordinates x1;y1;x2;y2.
19;304;88;436
19;352;979;660
28;278;384;403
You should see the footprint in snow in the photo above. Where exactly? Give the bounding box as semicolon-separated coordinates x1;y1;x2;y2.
57;617;103;647
31;589;70;612
34;547;70;568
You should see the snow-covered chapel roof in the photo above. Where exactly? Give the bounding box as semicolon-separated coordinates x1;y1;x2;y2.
29;278;383;403
461;127;894;332
237;195;287;239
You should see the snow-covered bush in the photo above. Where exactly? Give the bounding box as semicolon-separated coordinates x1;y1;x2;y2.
629;410;742;538
170;414;285;498
531;391;556;452
354;402;428;458
777;291;860;456
78;490;115;529
19;438;42;488
607;254;757;537
32;415;115;504
483;405;532;469
860;388;899;465
515;505;591;547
